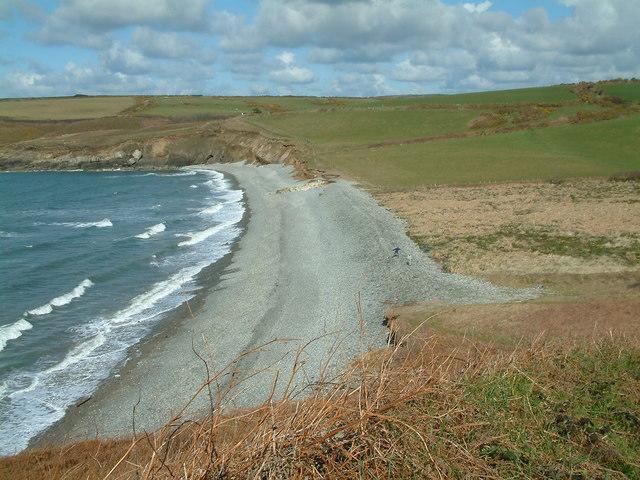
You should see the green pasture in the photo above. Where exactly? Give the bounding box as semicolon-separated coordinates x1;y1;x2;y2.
602;82;640;103
311;113;640;188
0;96;135;120
250;108;478;147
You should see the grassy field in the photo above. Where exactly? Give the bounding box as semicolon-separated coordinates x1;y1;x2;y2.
138;85;578;118
310;113;640;188
251;108;479;146
0;117;149;146
369;84;577;107
546;103;605;119
0;96;135;120
602;82;640;103
138;95;350;117
241;82;638;188
2;81;638;189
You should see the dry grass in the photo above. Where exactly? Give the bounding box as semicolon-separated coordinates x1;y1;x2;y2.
2;324;640;479
377;179;640;278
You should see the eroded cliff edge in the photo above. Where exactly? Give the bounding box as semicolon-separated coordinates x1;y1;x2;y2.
0;118;314;178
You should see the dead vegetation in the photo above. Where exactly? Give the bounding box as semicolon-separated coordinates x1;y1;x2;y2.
2;318;640;479
377;178;640;278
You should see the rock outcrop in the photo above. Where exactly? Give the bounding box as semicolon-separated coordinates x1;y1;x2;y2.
0;118;315;178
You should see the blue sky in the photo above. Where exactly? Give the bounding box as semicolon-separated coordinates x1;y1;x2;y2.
1;0;638;98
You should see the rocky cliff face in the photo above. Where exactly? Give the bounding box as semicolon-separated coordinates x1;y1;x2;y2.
0;119;314;178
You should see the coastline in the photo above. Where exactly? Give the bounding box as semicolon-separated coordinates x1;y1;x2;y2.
33;162;537;449
29;167;250;449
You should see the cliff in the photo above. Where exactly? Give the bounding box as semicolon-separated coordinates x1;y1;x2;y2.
0;118;314;178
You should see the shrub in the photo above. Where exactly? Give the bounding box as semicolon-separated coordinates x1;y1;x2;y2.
609;171;640;182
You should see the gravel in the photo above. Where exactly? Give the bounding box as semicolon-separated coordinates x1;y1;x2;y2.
37;162;537;446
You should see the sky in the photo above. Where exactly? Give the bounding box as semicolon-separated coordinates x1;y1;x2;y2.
0;0;638;98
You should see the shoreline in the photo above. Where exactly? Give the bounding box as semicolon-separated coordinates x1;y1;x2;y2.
28;167;250;450
32;162;537;449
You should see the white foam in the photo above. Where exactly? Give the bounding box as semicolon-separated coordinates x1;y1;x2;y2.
115;170;200;179
190;184;198;189
110;264;207;325
55;219;112;229
221;189;244;203
151;171;198;177
178;219;241;247
51;279;94;307
135;223;166;239
198;204;223;216
26;279;94;317
27;304;52;316
184;170;244;245
0;319;33;352
9;377;40;397
203;170;224;182
44;333;107;374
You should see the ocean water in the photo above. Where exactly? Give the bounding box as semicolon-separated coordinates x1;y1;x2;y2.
0;169;244;455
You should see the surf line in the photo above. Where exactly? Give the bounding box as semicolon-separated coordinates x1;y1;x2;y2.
0;279;94;353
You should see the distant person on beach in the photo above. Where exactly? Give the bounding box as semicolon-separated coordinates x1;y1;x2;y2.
393;246;401;257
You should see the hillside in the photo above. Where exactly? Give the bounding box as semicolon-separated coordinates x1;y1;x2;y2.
1;81;639;479
2;81;639;184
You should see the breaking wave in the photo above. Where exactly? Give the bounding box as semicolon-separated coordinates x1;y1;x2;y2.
0;319;33;352
26;279;94;317
135;223;166;239
55;219;113;229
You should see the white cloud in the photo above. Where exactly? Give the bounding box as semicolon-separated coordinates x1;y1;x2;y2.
460;73;493;90
32;0;211;49
270;65;315;84
270;51;314;84
131;27;215;63
393;59;447;82
331;72;391;97
102;43;151;75
0;61;211;98
463;2;492;14
3;71;46;94
45;0;209;33
277;51;296;66
3;0;640;97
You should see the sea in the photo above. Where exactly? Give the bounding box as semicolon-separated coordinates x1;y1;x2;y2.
0;168;245;455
